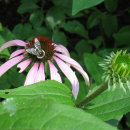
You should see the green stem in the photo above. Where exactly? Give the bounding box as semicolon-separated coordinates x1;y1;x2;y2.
76;81;108;108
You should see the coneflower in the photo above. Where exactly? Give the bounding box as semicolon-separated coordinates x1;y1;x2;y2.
0;36;90;99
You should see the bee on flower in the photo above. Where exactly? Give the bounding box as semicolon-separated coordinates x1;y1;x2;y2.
0;36;90;99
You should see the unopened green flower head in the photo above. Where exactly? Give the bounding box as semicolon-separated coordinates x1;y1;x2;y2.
99;50;130;92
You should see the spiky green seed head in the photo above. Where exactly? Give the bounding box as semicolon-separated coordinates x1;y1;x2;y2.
99;50;130;92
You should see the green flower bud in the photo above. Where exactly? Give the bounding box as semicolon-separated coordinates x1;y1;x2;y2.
99;50;130;92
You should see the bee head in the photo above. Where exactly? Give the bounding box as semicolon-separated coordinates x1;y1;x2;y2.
37;50;45;59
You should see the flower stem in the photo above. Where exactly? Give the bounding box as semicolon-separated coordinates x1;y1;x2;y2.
75;81;108;108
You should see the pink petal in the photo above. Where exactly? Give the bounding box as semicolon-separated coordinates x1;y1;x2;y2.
53;56;79;99
10;49;26;59
17;58;32;73
0;40;28;52
0;54;27;77
72;64;90;87
34;62;45;83
55;53;82;69
24;62;39;86
55;53;90;86
48;60;62;83
54;44;70;57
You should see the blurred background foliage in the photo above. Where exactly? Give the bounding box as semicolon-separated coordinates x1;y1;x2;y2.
0;0;130;129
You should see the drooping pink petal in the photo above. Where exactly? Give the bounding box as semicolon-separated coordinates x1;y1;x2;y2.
72;64;90;87
54;53;82;69
34;62;45;83
54;44;70;57
24;62;39;86
53;56;79;99
0;54;27;77
54;53;90;86
17;58;32;73
48;60;62;83
10;49;26;59
0;40;28;52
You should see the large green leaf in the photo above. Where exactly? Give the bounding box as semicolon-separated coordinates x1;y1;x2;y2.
85;84;130;121
0;80;74;106
0;96;116;130
84;53;104;85
72;0;104;15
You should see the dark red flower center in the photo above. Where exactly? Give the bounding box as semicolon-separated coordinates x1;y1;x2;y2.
27;36;56;62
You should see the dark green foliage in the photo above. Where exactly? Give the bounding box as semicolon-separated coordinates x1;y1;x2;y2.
0;0;130;129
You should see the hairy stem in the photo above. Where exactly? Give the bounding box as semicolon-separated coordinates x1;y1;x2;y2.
76;81;108;108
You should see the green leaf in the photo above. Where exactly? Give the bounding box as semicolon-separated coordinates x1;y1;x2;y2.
52;0;72;15
53;29;67;46
126;112;130;127
75;40;92;58
52;0;83;18
85;84;130;121
87;10;105;29
0;80;74;105
113;26;130;46
104;0;118;12
45;6;65;29
21;0;40;3
0;96;116;130
0;27;13;42
60;20;88;39
102;15;118;37
113;31;130;45
7;67;26;88
25;27;52;42
0;73;11;90
97;48;120;58
76;79;89;104
84;53;104;85
72;0;104;15
0;22;3;31
118;25;130;33
105;115;122;127
0;35;10;56
29;10;44;28
88;36;103;49
12;23;32;40
17;3;39;14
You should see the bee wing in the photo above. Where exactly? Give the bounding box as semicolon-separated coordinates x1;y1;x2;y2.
26;48;39;56
34;38;42;50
